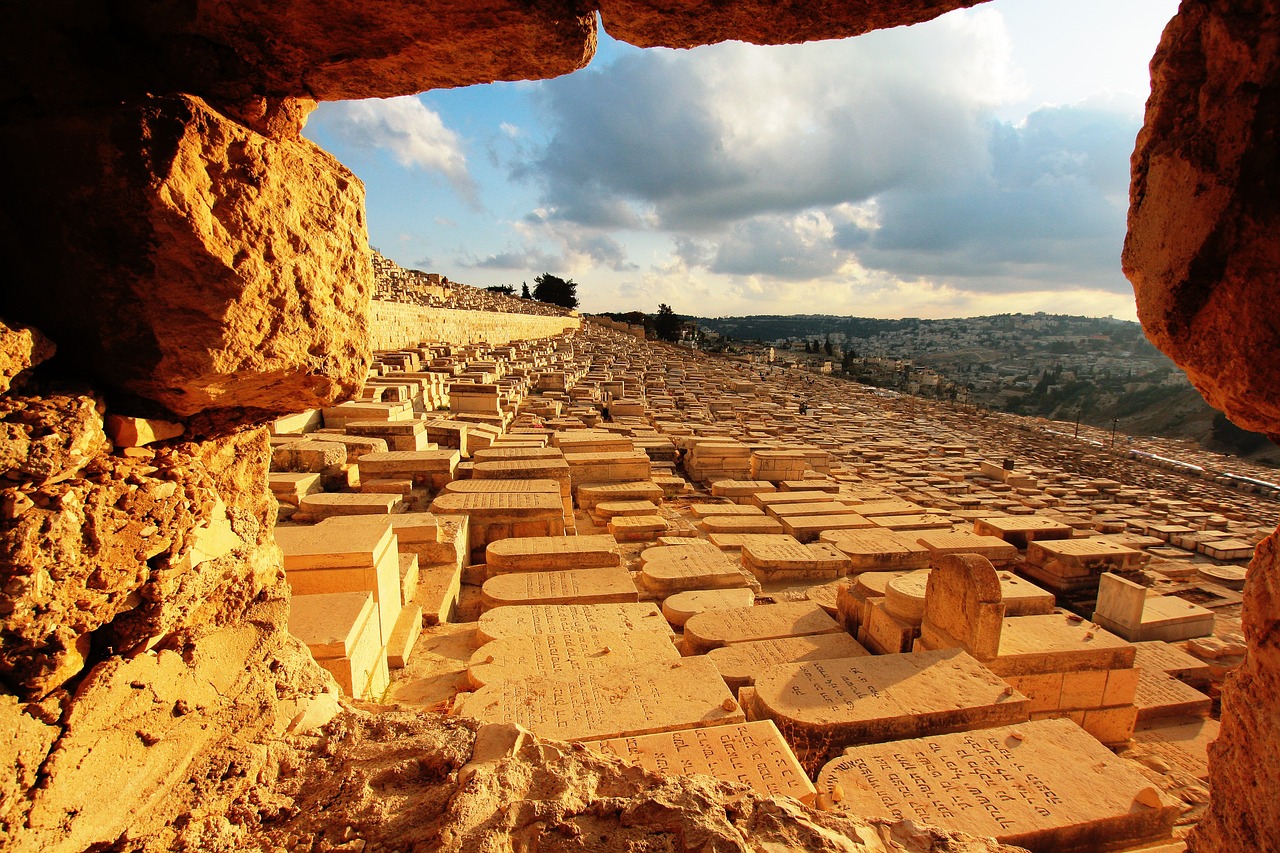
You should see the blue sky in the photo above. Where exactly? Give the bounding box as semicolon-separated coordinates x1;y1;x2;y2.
305;0;1179;320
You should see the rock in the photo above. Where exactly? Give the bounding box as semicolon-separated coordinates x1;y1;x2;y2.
598;0;988;49
1123;0;1280;438
3;4;597;105
1192;531;1280;851
104;414;184;448
0;318;54;395
0;394;109;486
0;94;372;427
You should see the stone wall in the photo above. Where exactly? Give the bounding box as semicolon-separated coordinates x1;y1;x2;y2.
369;300;581;351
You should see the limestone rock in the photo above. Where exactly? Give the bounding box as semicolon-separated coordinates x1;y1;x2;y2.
1;94;372;426
0;394;109;486
1192;531;1280;852
0;318;54;395
104;414;185;448
1124;0;1280;437
2;3;597;106
598;0;989;49
0;422;278;699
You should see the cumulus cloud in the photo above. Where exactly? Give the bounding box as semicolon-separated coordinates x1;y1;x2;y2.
323;96;478;203
515;8;1143;298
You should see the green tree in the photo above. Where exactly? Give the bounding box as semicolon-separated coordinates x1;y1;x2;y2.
521;282;531;299
654;303;681;342
532;273;579;309
485;284;515;296
823;335;834;357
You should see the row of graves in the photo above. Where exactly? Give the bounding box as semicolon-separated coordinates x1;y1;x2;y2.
267;321;1274;851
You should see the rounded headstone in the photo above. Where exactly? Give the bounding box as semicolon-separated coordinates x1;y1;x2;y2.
662;588;756;627
884;571;930;623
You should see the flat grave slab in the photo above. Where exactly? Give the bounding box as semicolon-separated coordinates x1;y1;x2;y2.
1134;668;1213;722
781;513;874;544
740;536;850;581
480;566;638;610
1026;538;1147;574
974;515;1074;548
661;588;756;627
915;530;1018;563
429;491;564;521
455;656;744;742
1132;717;1219;783
848;499;927;517
639;545;746;594
299;492;401;518
817;718;1179;851
486;534;620;574
466;629;680;689
820;528;930;572
586;720;815;801
699;515;786;535
689;503;766;518
988;613;1136;677
476;602;674;645
683;601;843;655
708;633;869;691
746;648;1030;752
871;513;953;531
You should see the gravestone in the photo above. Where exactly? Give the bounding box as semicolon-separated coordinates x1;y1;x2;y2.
466;629;680;689
485;534;620;575
587;720;816;801
639;545;746;594
476;602;674;645
455;656;744;742
817;718;1179;851
913;554;1005;661
745;649;1030;760
707;633;869;691
683;601;843;655
480;567;638;610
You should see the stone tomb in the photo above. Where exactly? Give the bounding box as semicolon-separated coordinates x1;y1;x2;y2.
476;602;675;645
682;601;844;655
817;718;1179;852
288;590;389;700
1091;572;1214;642
276;520;401;646
587;720;816;801
485;534;620;576
429;491;565;562
708;633;870;691
661;588;756;627
974;515;1074;548
744;649;1030;758
915;530;1018;565
739;535;850;582
913;555;1006;661
466;629;681;689
455;656;744;742
480;566;638;610
820;528;930;573
638;545;747;595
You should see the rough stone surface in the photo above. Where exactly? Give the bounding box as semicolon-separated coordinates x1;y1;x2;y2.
597;0;989;49
0;425;282;698
1;94;372;426
0;319;54;395
1124;0;1280;438
1192;530;1280;851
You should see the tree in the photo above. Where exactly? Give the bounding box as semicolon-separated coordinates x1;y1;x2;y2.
654;303;681;342
485;284;515;296
521;282;531;299
823;335;834;357
532;273;579;309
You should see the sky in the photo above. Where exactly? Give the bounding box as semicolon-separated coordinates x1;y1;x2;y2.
304;0;1181;321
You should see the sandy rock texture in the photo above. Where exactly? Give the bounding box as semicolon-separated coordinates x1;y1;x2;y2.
597;0;989;48
1123;3;1280;849
0;94;371;427
1191;533;1280;852
167;710;1018;853
0;403;338;851
1124;0;1280;439
0;320;54;396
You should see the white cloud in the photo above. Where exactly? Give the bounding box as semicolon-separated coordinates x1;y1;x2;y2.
324;96;478;204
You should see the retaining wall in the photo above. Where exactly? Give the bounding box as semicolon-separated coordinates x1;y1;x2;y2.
370;300;581;350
